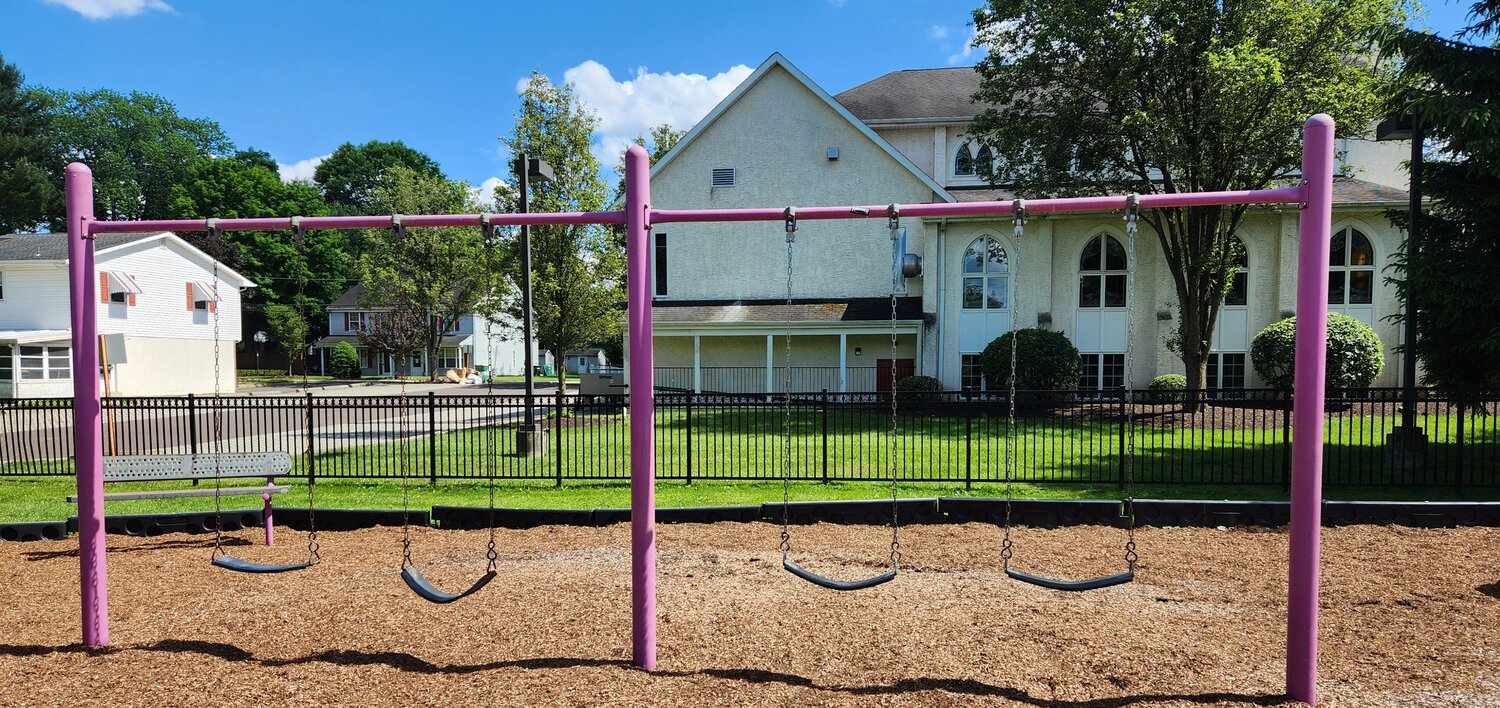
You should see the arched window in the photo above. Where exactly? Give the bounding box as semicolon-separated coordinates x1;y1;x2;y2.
962;236;1008;310
1078;234;1128;308
1329;226;1375;306
1224;237;1248;307
954;143;975;176
975;145;993;176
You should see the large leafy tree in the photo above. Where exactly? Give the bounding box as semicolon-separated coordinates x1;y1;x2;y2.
1380;1;1499;394
358;166;497;381
0;53;59;234
263;303;310;376
312;139;443;214
502;72;623;393
613;123;685;200
35;88;230;224
967;0;1405;395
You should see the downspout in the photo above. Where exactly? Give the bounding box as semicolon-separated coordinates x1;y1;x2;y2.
936;218;947;385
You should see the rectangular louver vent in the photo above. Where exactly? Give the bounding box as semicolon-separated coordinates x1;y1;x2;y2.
711;168;736;187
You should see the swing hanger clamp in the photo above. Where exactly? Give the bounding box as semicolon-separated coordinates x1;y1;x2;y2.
290;216;304;242
886;204;900;235
783;207;796;243
205;218;220;242
1123;194;1141;229
1011;199;1026;236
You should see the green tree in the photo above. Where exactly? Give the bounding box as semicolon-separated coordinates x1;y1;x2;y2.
1380;2;1500;394
35;88;230;224
502;72;624;395
357;300;429;379
263;303;310;376
613;123;685;200
966;0;1405;399
312;139;443;214
0;53;59;234
232;148;279;174
357;166;496;381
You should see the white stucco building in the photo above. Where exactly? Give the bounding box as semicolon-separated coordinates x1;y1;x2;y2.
626;53;1411;393
0;231;250;398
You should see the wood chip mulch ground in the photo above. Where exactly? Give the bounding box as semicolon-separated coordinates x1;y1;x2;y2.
2;522;1497;707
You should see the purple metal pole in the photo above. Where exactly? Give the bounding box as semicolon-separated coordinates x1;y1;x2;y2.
66;163;108;647
263;478;275;547
1287;114;1335;705
624;145;656;669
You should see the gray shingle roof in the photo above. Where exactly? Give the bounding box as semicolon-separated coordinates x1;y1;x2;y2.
653;298;924;324
835;68;985;124
328;284;370;310
0;232;161;261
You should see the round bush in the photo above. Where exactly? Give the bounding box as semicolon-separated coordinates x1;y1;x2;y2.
1250;314;1384;389
1148;373;1187;402
894;374;944;405
979;328;1082;391
329;342;363;380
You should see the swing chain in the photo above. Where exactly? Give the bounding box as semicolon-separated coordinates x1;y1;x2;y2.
393;217;415;570
779;207;796;559
886;204;902;570
208;219;224;558
1002;200;1024;566
1123;195;1139;568
482;215;500;573
293;219;320;563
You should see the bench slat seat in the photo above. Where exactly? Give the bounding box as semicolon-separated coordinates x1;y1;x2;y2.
99;453;292;482
66;485;290;503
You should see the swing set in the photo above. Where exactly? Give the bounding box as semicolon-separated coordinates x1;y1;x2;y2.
62;115;1340;705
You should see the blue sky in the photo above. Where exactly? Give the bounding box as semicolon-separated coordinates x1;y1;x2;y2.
0;0;1482;196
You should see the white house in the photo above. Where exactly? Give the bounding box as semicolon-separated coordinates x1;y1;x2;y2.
0;231;250;398
627;53;1412;393
315;284;545;378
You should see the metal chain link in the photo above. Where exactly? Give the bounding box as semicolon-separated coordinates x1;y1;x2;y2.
886;205;902;571
209;221;224;558
482;217;500;573
1002;201;1024;569
778;208;794;559
294;220;320;564
1123;197;1139;568
395;219;414;569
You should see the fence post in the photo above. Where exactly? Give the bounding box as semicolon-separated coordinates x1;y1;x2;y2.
965;409;973;490
1281;388;1293;490
427;391;437;486
1117;389;1128;490
555;390;564;487
305;392;316;487
820;389;830;485
685;390;693;485
188;394;199;485
1455;401;1466;493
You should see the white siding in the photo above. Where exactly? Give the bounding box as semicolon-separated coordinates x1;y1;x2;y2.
0;263;70;329
96;238;246;343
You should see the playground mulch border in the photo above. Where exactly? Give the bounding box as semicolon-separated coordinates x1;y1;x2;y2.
1;522;1497;707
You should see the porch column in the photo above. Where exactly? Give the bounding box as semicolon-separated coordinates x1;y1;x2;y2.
838;333;848;393
765;334;774;394
692;335;702;393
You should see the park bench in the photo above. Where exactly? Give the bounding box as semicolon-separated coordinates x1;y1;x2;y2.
66;452;293;545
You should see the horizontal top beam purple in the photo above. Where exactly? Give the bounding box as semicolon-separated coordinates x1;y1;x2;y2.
86;185;1303;236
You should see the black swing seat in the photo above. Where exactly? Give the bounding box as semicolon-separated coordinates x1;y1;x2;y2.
783;557;897;592
212;555;314;574
401;566;497;604
1005;566;1134;592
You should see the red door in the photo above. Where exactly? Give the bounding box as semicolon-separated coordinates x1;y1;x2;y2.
875;359;916;392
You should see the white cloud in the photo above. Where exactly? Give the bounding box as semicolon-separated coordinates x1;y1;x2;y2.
470;176;513;211
930;25;950;40
948;26;985;65
277;154;328;184
550;60;754;170
41;0;173;20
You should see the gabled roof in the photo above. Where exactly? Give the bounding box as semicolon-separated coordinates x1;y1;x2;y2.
648;53;954;203
835;67;986;125
0;231;255;288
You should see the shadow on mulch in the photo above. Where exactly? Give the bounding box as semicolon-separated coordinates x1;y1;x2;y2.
0;641;1287;707
1480;582;1500;600
21;537;249;561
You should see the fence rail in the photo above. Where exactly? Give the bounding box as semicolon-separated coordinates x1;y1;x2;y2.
1;388;1495;487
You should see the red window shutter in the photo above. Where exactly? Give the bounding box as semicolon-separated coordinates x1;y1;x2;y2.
100;273;109;303
344;313;352;331
186;283;194;311
209;300;217;314
128;293;136;307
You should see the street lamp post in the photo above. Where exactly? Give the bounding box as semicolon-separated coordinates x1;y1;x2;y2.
515;153;555;457
1377;112;1428;469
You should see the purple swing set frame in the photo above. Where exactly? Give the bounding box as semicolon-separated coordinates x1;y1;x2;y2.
64;115;1337;705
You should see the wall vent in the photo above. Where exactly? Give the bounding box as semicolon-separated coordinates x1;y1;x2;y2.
710;168;736;188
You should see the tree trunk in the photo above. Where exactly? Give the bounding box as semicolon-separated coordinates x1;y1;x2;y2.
1180;305;1207;413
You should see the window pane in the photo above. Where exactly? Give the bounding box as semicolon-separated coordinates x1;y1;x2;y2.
986;277;1007;309
1102;354;1124;389
1330;230;1346;266
19;346;41;357
1079;276;1101;308
955;144;974;176
1105;274;1127;307
963;278;984;308
1223;353;1246;389
1225;272;1247;306
1328;271;1346;305
1349;270;1373;304
1207;353;1221;390
1229;238;1248;268
961;354;985;391
963;240;984;273
1350;231;1373;266
1080;354;1100;390
1105;236;1127;271
21;367;43;380
1080;236;1101;271
985;240;1008;272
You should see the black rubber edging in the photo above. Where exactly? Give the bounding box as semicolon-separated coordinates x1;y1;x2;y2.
760;498;943;525
940;498;1500;528
591;506;763;525
0;521;69;542
272;508;419;532
66;509;263;537
430;506;593;530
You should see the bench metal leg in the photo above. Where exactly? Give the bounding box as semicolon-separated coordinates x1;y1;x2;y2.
263;486;275;547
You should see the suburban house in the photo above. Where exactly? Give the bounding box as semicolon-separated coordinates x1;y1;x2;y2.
563;348;610;375
626;53;1412;393
315;284;543;377
0;231;250;398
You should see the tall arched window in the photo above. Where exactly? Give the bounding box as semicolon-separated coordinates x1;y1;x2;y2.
975;145;993;176
954;143;975;176
1078;234;1128;308
1329;226;1375;307
1224;237;1249;306
962;236;1008;310
1209;237;1250;391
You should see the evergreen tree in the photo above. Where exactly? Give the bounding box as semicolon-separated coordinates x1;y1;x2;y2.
0;53;60;233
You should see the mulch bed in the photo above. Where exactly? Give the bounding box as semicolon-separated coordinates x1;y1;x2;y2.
2;522;1497;706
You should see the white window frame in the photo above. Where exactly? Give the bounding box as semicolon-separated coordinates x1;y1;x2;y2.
17;344;71;381
960;236;1009;312
1078;234;1129;310
0;270;6;301
1329;225;1376;308
1080;352;1124;391
0;344;12;381
960;353;986;392
951;139;996;182
346;312;367;332
1207;352;1248;390
438;347;462;370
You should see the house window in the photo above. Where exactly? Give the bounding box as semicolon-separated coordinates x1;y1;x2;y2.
961;236;1008;311
188;281;219;311
438;348;461;370
1329;226;1375;306
711;168;736;187
654;233;668;298
103;272;140;305
18;345;71;381
430;315;456;334
358;347;374;370
0;270;6;300
1080;353;1124;391
1207;352;1247;390
1079;234;1128;308
345;312;367;332
961;354;986;392
955;143;974;176
0;346;11;381
953;140;995;179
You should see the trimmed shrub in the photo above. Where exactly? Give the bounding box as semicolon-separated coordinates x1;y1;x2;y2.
329;342;363;380
895;375;944;405
1250;314;1384;389
979;328;1082;391
1148;373;1187;402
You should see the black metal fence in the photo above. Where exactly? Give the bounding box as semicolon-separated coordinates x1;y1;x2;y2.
654;366;880;394
1;388;1495;487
